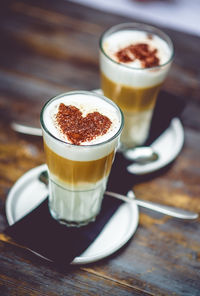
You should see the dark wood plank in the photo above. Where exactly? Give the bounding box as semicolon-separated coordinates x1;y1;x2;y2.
1;0;200;101
0;0;200;128
0;239;150;296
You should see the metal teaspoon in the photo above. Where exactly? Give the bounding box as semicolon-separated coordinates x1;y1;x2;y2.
123;146;159;164
105;191;198;220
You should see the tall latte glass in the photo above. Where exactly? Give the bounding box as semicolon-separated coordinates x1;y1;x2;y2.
40;91;123;227
100;23;174;149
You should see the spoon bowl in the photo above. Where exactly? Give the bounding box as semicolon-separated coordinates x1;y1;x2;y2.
123;146;159;164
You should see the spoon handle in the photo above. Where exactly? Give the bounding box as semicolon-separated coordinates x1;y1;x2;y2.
11;122;42;136
105;191;198;220
38;171;198;220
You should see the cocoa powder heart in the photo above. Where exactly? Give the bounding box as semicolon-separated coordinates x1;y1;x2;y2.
116;43;159;68
56;103;112;145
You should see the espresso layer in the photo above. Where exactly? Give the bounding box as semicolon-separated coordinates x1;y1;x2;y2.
44;142;114;185
101;72;161;112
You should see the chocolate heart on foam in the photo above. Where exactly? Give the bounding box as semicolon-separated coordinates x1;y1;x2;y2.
56;103;112;145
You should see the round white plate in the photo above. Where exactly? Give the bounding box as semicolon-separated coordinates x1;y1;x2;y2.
126;117;184;175
6;164;139;265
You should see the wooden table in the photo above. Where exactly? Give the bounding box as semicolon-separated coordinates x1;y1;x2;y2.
0;1;200;295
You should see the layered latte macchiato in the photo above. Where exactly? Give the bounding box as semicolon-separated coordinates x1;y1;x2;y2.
100;23;174;148
40;91;123;227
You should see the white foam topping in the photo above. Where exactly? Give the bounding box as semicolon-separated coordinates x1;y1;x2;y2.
103;30;171;68
41;92;122;161
100;30;173;87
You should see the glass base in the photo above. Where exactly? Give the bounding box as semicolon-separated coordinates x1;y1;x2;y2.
48;177;106;227
49;207;97;227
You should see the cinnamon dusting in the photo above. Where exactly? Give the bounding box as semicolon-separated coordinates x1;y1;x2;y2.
147;33;153;40
116;43;160;68
56;103;112;145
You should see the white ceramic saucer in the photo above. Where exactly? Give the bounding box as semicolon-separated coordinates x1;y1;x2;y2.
6;164;139;265
126;117;184;175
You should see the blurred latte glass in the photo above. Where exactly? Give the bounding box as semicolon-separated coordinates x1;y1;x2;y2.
99;23;174;149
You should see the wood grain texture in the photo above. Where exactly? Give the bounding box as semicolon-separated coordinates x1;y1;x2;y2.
0;0;200;295
0;240;149;296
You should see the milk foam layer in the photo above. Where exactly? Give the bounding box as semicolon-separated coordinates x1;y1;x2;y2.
120;109;153;147
101;30;173;88
49;178;105;224
42;92;122;161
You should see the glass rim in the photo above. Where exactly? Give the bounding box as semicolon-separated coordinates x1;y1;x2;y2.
99;22;174;71
40;90;124;148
